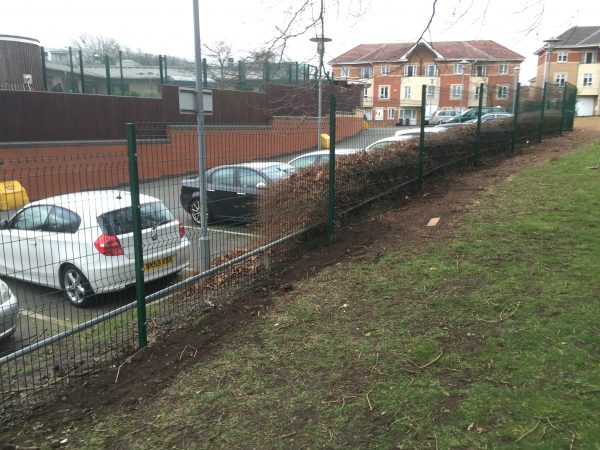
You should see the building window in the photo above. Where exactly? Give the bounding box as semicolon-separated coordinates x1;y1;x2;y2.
475;85;483;99
557;52;568;63
425;64;437;77
450;84;462;99
426;85;435;98
381;65;390;75
341;67;349;78
499;64;509;75
582;51;597;64
453;64;465;75
497;85;508;99
387;108;395;120
404;64;417;77
360;66;373;78
555;73;566;87
404;86;412;99
473;65;487;77
379;85;390;99
363;87;369;98
583;73;593;87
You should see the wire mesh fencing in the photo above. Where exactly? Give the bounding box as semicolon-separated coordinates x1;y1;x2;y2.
0;80;577;418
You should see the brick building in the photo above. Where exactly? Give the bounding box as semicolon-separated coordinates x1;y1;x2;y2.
330;40;524;125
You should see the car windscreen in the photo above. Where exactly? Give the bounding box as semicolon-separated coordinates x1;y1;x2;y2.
97;201;175;235
261;164;295;181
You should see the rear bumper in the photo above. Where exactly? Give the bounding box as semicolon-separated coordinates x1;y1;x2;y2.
85;239;190;295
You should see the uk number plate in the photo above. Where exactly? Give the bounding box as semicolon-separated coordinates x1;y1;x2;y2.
144;255;174;271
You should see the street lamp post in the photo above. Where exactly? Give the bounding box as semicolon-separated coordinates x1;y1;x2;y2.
543;37;559;87
310;36;332;151
459;59;470;121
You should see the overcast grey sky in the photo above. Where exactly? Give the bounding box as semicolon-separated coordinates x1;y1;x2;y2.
2;0;598;82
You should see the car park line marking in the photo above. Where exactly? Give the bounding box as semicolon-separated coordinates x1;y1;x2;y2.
208;227;257;237
184;225;257;238
20;309;71;328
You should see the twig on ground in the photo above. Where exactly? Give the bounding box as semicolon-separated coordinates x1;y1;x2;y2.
115;348;145;383
413;349;443;369
366;389;373;411
570;432;576;450
514;419;541;442
279;431;297;439
179;345;199;361
129;414;163;435
481;302;521;323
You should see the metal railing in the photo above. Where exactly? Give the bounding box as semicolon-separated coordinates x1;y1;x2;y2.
0;81;577;416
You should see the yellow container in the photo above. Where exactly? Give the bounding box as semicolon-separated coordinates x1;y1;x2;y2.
0;180;29;211
362;120;369;130
320;133;330;149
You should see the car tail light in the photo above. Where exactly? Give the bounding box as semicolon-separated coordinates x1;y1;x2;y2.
179;222;186;238
94;234;124;256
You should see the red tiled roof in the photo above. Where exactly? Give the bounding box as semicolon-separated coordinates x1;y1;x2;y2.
330;40;524;64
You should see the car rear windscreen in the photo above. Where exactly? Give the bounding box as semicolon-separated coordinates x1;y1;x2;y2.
97;201;175;235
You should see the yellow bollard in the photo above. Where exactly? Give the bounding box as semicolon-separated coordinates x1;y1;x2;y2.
0;180;29;211
320;133;330;149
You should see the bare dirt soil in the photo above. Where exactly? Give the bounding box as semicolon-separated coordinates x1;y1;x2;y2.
3;118;600;446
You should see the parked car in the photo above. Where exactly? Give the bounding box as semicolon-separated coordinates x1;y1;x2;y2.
288;149;359;169
364;136;412;152
465;112;514;123
393;126;448;138
0;191;189;307
446;106;504;124
0;278;19;340
181;162;296;225
430;109;461;124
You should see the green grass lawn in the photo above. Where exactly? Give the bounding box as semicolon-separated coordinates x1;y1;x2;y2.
19;141;600;448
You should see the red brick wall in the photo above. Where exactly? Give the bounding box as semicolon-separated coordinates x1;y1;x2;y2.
0;116;362;201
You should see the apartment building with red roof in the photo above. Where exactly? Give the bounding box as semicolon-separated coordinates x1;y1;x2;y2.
330;40;524;125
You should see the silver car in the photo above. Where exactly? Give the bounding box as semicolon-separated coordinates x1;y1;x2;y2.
0;191;190;307
0;278;19;340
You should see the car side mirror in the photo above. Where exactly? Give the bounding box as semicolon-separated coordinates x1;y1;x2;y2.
256;182;267;190
0;220;8;229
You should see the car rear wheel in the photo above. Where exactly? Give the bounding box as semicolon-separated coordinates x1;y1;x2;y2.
60;265;93;307
190;199;213;225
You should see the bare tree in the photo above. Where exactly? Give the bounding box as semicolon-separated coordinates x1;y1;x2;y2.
71;34;122;65
203;40;236;88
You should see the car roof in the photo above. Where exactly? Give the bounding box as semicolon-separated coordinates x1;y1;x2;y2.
28;190;160;219
210;161;294;171
289;149;358;160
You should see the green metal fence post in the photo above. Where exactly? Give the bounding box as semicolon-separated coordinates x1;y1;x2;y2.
539;82;548;142
69;47;75;92
560;85;568;136
159;55;164;84
40;46;47;91
474;83;484;165
511;82;521;152
202;58;208;88
119;50;124;94
78;49;85;94
417;85;426;190
287;64;292;85
327;93;337;241
295;62;299;85
164;55;168;81
126;123;147;348
104;54;112;95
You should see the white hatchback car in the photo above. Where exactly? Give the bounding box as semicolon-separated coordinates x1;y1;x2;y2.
0;191;189;307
